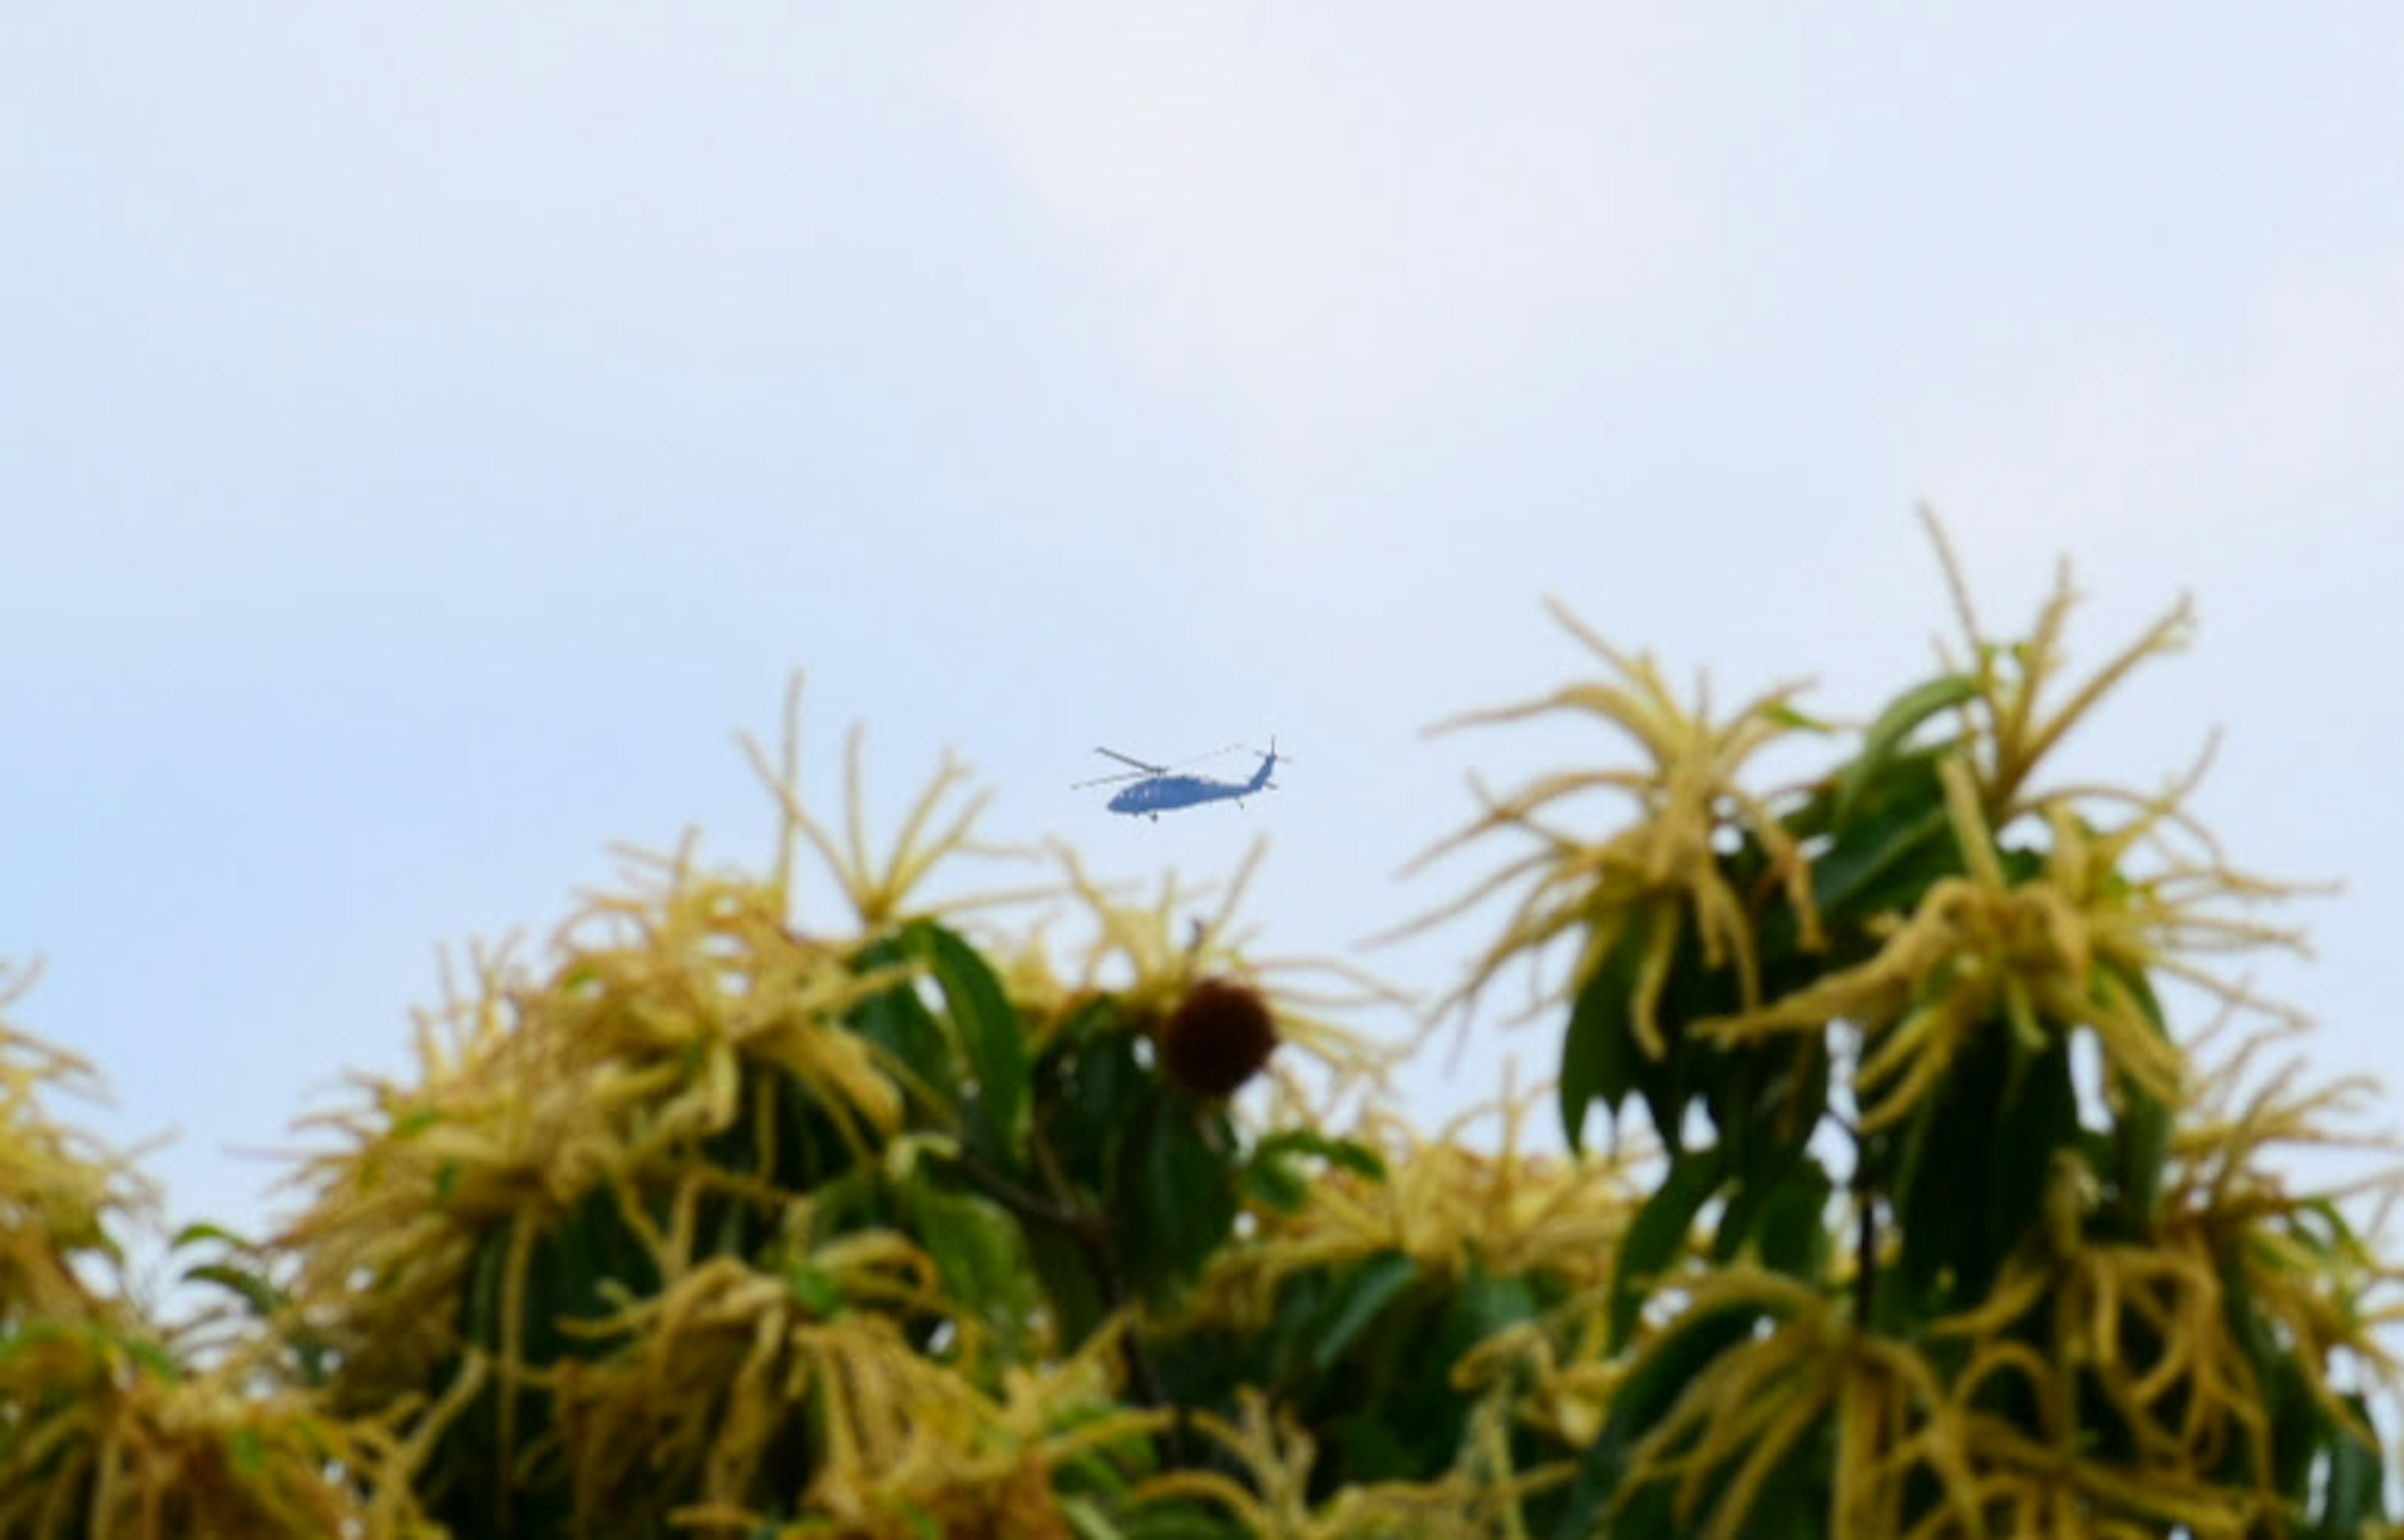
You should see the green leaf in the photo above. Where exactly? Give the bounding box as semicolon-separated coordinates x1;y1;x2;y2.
1762;701;1835;732
182;1262;288;1322
906;1168;1035;1348
1441;1263;1543;1353
1558;920;1648;1154
1059;1495;1128;1540
913;921;1032;1164
785;1265;846;1317
2098;960;2172;1224
1242;1129;1385;1215
1549;1295;1764;1540
1240;1156;1309;1215
1306;1250;1421;1373
1884;1024;2073;1317
1708;1039;1827;1184
1807;747;1958;924
2266;1352;2319;1499
127;1338;184;1383
1251;1128;1387;1183
230;1427;265;1474
1610;1144;1727;1349
168;1221;254;1251
1025;1221;1109;1350
1119;1092;1239;1296
1759;1181;1834;1280
846;967;956;1120
1834;674;1978;823
2318;1396;2383;1532
1061;1029;1146;1190
1715;1161;1833;1280
1987;1029;2076;1236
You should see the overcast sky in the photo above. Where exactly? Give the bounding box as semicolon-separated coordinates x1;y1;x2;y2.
4;5;2400;1243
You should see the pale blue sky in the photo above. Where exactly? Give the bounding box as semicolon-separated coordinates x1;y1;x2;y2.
4;6;2400;1243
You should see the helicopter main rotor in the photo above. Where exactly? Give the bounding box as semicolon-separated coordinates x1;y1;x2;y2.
1070;742;1243;790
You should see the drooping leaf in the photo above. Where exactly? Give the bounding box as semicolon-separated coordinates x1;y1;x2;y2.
1708;1037;1829;1184
2318;1395;2384;1534
2098;958;2174;1224
1559;917;1650;1154
168;1221;254;1251
181;1261;287;1323
1118;1091;1239;1296
1549;1295;1765;1540
1808;748;1960;925
1240;1154;1310;1215
1242;1129;1385;1215
1877;1014;2080;1322
906;1166;1036;1349
912;920;1032;1164
1713;1159;1834;1280
1833;674;1979;824
846;960;957;1122
1610;1143;1727;1349
1025;1221;1109;1350
1250;1127;1388;1183
1041;1007;1149;1203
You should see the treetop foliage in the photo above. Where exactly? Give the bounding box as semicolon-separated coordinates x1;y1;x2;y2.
3;524;2398;1536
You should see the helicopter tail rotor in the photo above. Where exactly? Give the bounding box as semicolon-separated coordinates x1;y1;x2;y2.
1244;737;1293;791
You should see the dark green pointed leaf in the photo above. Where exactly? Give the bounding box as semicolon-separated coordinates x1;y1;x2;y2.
461;1226;508;1348
1983;1031;2077;1258
2319;1396;2383;1532
1752;1162;1835;1280
1025;1221;1109;1350
1241;1155;1309;1215
1549;1295;1765;1540
1762;701;1835;732
1251;1127;1387;1183
847;969;956;1119
1808;739;1963;930
2099;960;2172;1224
1307;1250;1420;1373
1442;1264;1542;1353
168;1221;252;1252
182;1262;287;1322
1559;920;1647;1154
907;1168;1035;1346
1121;1094;1238;1294
1610;1144;1727;1349
914;921;1032;1162
1834;674;1978;823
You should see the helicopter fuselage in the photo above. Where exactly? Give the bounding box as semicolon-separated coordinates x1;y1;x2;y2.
1103;751;1279;820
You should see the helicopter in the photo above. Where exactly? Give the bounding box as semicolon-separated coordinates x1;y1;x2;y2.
1074;741;1285;820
